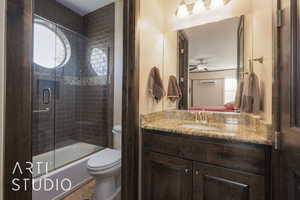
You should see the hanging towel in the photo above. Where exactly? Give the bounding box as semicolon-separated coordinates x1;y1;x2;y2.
234;79;244;110
147;67;166;103
240;72;261;114
167;75;182;102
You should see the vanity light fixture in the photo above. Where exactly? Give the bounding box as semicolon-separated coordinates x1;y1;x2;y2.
176;0;229;18
210;0;224;9
176;1;190;18
192;0;206;14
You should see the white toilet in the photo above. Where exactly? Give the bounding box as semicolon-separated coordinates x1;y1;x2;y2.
87;148;121;200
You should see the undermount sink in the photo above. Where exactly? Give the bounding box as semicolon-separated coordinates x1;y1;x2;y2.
179;124;220;131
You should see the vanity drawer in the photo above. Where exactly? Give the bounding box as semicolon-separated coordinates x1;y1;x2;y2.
142;130;270;175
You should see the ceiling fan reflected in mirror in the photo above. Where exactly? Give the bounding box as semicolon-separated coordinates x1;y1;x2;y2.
189;58;209;72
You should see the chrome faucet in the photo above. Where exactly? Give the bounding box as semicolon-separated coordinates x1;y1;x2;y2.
195;112;208;124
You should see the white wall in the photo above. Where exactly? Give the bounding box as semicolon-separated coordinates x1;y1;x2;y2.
139;0;178;114
189;70;237;106
113;0;123;127
0;0;6;199
189;69;237;80
139;0;165;114
252;0;273;124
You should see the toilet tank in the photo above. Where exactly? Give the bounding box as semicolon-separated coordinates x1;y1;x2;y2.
113;125;122;150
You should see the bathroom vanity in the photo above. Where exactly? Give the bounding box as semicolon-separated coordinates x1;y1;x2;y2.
141;111;272;200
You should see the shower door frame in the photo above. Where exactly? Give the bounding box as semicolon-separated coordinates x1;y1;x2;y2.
4;0;140;200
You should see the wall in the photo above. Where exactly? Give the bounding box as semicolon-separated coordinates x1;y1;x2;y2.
139;0;179;115
82;3;115;146
189;69;237;80
0;0;5;198
35;0;84;34
189;70;237;106
252;0;273;124
163;1;179;111
139;0;166;114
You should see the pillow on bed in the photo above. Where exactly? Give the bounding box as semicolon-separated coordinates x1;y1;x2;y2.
224;102;235;110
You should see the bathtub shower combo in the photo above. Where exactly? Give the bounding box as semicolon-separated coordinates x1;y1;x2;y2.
32;16;121;200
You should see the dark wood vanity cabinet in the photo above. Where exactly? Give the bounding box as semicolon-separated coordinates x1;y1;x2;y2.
193;163;265;200
143;151;193;200
142;130;271;200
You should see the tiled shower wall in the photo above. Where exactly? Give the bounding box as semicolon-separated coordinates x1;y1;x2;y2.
32;0;115;156
79;4;115;146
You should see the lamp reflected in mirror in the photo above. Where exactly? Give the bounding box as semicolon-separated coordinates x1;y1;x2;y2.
176;1;189;18
210;0;225;9
193;0;206;14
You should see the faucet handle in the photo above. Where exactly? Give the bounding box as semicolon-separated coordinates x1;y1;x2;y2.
194;112;199;122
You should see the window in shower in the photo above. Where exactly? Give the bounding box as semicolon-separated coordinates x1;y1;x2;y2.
90;48;108;76
32;16;106;177
33;19;71;69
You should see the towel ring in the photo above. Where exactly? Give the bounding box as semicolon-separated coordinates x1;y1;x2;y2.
240;57;264;76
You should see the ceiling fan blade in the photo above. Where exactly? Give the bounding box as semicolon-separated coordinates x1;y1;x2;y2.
189;66;197;71
189;65;198;68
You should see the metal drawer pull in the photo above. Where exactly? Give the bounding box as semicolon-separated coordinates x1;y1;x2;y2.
33;108;49;113
195;170;199;175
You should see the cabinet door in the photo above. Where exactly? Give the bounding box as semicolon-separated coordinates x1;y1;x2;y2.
193;162;265;200
143;151;193;200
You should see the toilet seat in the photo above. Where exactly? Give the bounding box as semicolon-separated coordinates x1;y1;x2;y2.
87;148;121;171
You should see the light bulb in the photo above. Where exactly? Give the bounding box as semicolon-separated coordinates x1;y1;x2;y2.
210;0;224;9
193;0;206;14
176;1;189;18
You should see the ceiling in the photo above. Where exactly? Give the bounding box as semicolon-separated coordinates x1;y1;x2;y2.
56;0;114;16
184;17;240;70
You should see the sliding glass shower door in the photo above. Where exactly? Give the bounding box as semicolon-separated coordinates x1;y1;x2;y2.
32;17;59;176
32;16;105;177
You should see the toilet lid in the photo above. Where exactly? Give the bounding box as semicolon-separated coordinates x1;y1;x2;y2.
87;148;121;170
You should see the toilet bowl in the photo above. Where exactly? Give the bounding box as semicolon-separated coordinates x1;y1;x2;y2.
87;148;121;200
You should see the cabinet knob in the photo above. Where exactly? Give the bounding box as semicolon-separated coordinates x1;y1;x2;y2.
195;170;199;175
184;169;190;174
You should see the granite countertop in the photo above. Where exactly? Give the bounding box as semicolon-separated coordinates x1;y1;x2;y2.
141;111;272;146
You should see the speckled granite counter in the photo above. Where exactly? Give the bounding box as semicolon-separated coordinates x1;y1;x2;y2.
141;110;272;146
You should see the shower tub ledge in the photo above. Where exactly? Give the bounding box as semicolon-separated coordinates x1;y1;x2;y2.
32;143;105;200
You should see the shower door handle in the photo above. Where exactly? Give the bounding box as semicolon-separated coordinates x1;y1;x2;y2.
33;108;50;113
43;88;51;105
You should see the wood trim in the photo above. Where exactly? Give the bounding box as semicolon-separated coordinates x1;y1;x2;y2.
4;0;33;199
122;0;140;200
272;0;281;131
178;31;189;109
271;0;281;200
237;15;245;81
